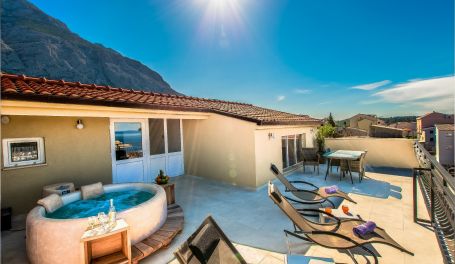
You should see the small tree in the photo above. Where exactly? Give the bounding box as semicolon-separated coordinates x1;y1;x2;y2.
315;124;335;152
327;112;336;127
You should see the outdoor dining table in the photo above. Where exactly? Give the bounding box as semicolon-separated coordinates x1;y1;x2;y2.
323;150;365;184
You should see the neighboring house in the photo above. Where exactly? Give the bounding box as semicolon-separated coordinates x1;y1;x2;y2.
0;73;321;214
417;111;454;143
348;114;384;134
422;127;437;153
369;125;404;138
340;127;369;137
435;124;454;168
389;122;417;137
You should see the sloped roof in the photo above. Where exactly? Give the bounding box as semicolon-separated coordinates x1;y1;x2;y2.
0;73;321;126
435;124;454;131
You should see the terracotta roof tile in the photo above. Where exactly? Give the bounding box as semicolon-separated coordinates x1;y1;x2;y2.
1;73;321;126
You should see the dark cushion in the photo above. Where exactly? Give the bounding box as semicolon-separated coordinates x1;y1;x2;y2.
189;224;221;263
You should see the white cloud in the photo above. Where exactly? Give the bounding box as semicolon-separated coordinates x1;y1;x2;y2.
294;89;312;94
318;101;330;105
373;76;455;113
276;95;286;101
351;80;391;90
360;99;383;105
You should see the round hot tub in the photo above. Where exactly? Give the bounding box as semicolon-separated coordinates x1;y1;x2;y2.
26;183;167;264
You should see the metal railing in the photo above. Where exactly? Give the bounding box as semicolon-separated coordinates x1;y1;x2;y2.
413;142;455;264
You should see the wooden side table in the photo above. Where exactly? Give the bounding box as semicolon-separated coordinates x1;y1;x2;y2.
162;183;175;205
80;219;131;264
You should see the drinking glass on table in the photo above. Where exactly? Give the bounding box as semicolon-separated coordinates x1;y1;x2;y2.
98;212;108;231
342;205;349;214
324;207;332;214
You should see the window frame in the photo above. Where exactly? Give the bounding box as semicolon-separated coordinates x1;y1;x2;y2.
2;137;46;168
282;133;306;169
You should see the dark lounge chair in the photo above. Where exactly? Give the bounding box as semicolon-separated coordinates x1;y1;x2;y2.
268;182;414;264
271;164;356;207
174;216;247;264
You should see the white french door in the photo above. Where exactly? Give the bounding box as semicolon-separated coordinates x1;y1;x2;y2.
148;118;184;177
110;118;184;183
281;134;304;169
110;119;149;183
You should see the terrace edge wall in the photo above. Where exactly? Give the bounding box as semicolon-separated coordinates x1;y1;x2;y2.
183;114;257;188
326;137;419;168
1;116;112;215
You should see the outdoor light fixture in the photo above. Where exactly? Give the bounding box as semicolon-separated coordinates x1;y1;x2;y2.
76;119;84;130
268;132;275;140
1;116;10;125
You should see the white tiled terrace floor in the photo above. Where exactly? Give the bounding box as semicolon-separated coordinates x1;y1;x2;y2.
1;165;443;264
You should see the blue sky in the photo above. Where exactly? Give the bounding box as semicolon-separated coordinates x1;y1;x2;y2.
30;0;454;119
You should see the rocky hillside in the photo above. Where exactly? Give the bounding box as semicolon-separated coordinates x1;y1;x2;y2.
1;0;179;94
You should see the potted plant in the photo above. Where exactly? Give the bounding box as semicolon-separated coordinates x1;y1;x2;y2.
155;170;169;185
316;124;335;163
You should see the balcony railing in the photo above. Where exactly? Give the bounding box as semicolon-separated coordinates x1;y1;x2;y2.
413;142;455;264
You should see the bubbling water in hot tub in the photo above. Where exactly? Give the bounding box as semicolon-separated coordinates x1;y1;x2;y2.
46;190;154;219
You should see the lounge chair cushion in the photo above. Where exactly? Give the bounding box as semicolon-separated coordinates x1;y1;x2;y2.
37;194;63;213
81;182;104;200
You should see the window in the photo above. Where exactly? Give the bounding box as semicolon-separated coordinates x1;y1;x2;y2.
281;137;287;167
430;138;434;142
114;122;143;160
430;130;434;134
288;135;296;166
167;119;182;153
296;135;303;162
149;119;165;155
2;138;45;168
282;133;306;169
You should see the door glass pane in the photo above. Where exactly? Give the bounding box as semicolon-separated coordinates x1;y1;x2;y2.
149;119;165;155
282;136;288;168
114;122;143;160
167;119;181;153
288;135;296;166
296;135;302;162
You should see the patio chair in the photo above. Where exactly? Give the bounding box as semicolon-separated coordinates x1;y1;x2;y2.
270;164;356;208
174;215;247;264
302;148;321;174
340;151;367;183
268;182;414;264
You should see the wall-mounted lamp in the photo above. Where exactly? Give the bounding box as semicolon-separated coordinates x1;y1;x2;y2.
310;128;314;133
268;132;275;140
76;119;84;130
1;115;10;125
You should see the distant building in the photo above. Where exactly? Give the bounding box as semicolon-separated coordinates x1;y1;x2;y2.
435;124;454;168
369;125;404;138
348;114;384;134
416;112;454;152
389;122;417;137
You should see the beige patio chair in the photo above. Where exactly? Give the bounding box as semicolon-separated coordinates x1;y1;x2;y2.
268;182;413;264
340;151;367;183
302;148;321;174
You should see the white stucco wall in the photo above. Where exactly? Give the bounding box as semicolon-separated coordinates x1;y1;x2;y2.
254;125;318;186
436;129;454;166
